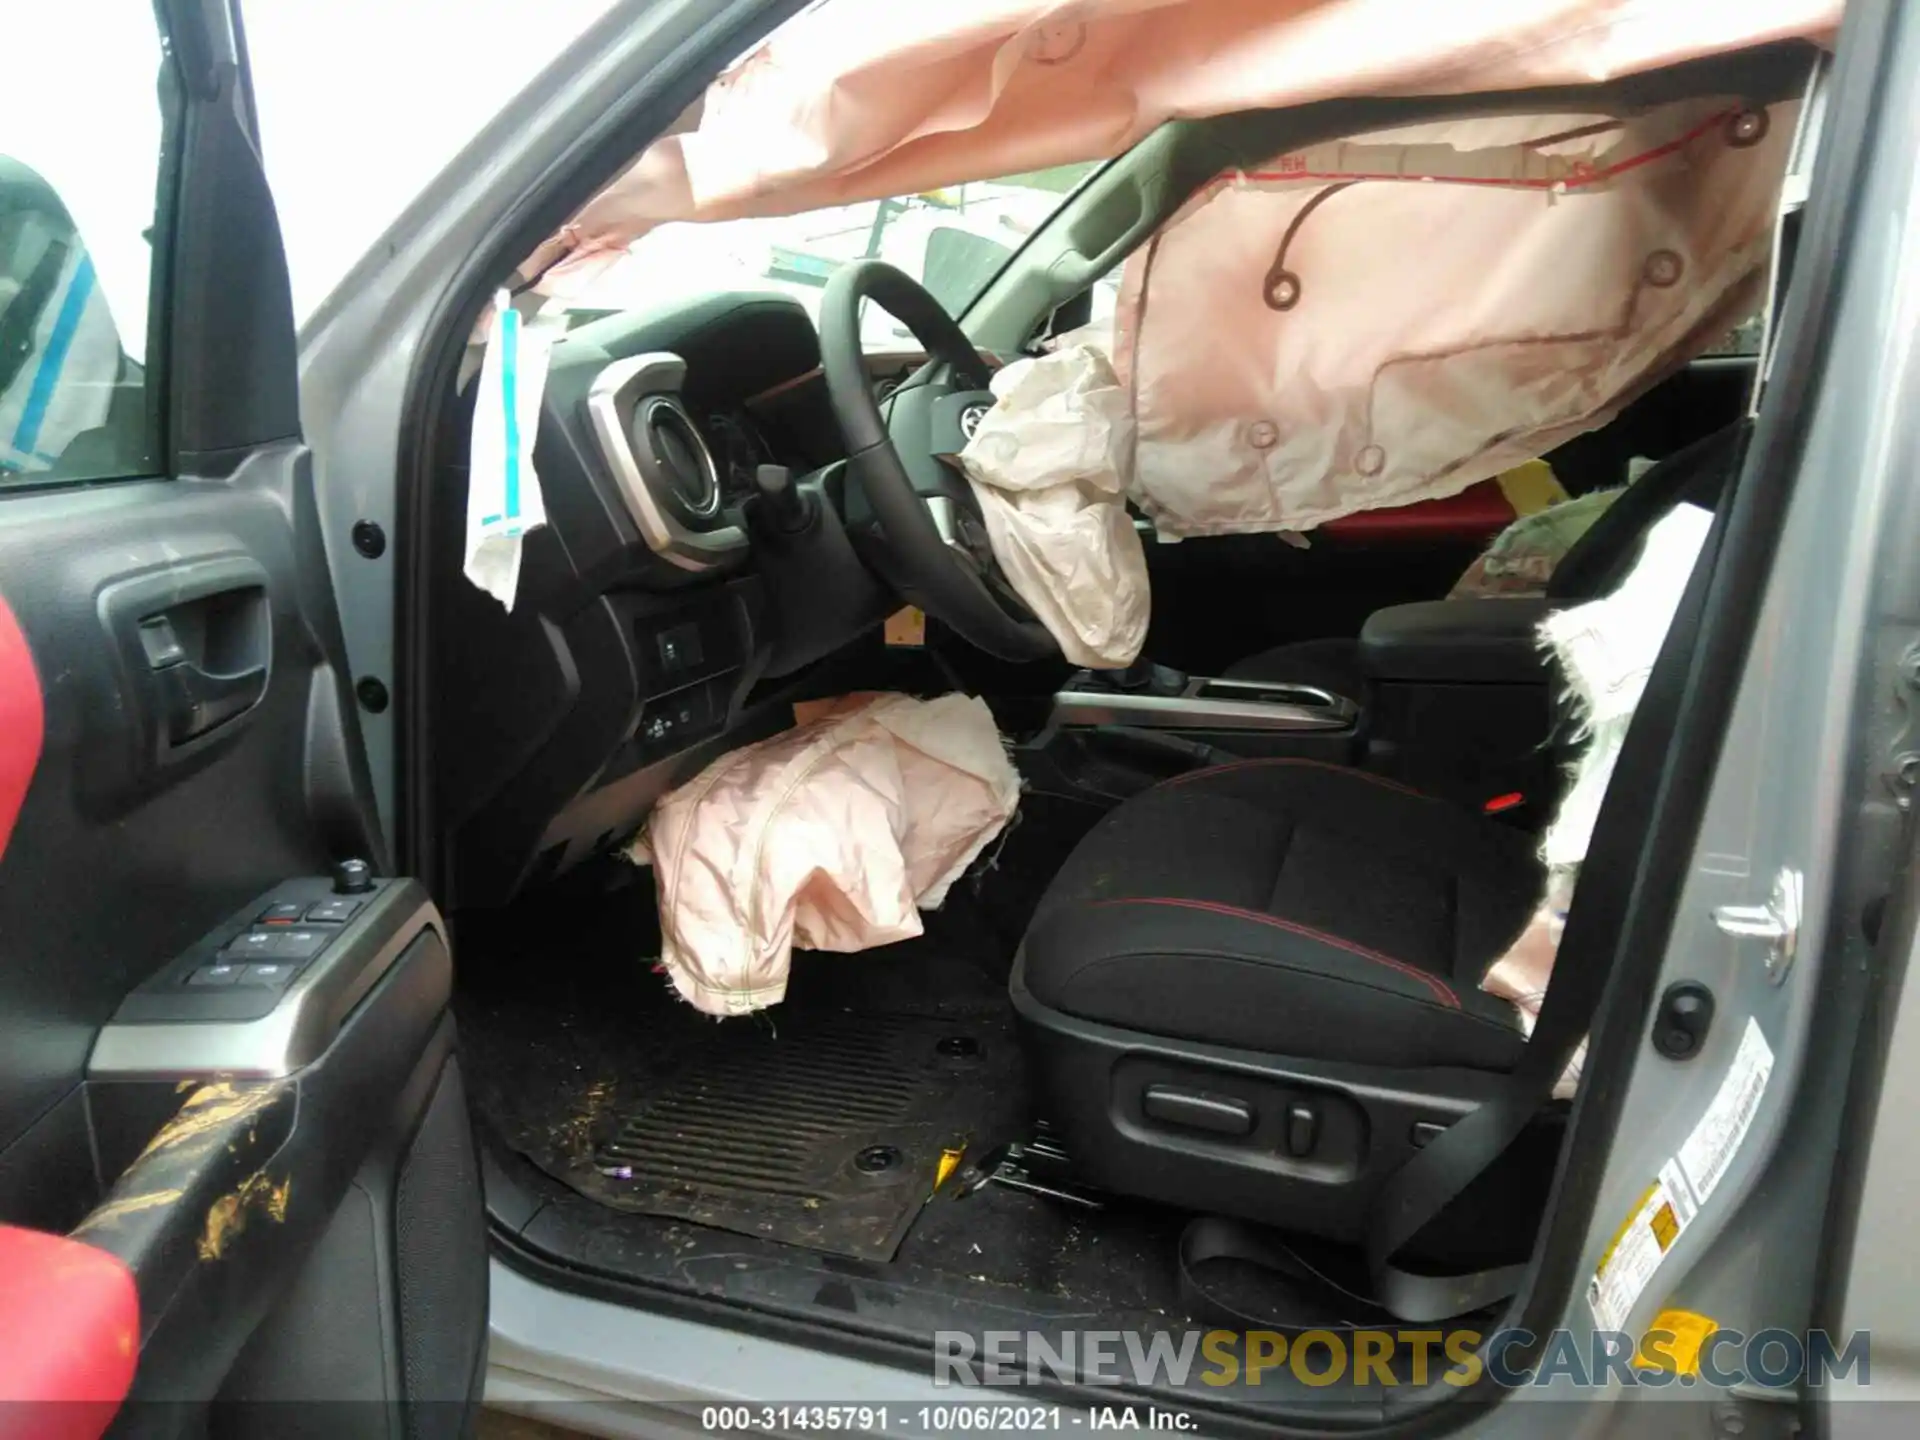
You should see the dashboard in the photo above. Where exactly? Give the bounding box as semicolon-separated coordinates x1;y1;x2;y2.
432;290;933;909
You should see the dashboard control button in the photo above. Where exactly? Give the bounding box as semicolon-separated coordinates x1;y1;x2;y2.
639;684;714;750
257;902;305;924
303;897;362;924
187;963;242;987
657;622;703;673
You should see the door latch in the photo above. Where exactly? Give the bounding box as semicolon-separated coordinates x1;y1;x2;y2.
1712;866;1804;983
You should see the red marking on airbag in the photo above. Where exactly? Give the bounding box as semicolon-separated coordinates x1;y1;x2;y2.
0;593;44;863
1319;479;1515;543
0;1225;139;1437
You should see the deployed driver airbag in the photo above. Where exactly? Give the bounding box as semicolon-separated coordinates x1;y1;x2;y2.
629;693;1020;1016
957;344;1149;669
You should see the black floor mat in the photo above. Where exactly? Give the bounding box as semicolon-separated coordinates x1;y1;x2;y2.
565;1009;1016;1260
456;870;1030;1262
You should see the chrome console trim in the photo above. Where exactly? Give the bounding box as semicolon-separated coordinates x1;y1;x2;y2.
1050;676;1359;733
586;352;747;572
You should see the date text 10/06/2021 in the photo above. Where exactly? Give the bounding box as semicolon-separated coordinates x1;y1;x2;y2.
701;1407;1191;1431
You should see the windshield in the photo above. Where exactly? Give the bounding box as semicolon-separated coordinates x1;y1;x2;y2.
559;165;1108;346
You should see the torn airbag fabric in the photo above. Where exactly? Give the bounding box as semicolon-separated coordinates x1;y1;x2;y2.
1113;101;1793;536
629;693;1019;1016
958;344;1149;668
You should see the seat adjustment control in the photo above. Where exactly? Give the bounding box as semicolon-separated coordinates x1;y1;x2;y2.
1284;1102;1319;1157
1142;1085;1254;1137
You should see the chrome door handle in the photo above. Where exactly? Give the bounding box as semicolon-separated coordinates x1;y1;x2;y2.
1712;867;1803;982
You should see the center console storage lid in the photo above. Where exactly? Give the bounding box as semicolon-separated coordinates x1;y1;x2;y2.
1359;598;1552;685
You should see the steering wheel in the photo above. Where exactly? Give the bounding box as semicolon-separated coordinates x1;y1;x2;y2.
817;260;1057;662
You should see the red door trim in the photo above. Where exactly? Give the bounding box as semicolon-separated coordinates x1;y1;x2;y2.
0;591;44;862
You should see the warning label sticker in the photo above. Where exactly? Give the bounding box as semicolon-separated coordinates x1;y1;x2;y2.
1676;1017;1774;1205
1587;1018;1773;1331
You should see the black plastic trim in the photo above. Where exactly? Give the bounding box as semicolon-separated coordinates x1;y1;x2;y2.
160;2;300;468
394;0;817;896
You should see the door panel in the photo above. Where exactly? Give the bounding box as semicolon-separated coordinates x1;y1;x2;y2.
0;473;357;1166
0;1;484;1430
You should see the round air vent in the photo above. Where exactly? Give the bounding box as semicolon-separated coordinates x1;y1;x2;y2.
633;396;720;521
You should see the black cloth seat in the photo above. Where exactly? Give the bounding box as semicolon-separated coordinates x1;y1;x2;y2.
1020;758;1539;1072
1226;423;1746;696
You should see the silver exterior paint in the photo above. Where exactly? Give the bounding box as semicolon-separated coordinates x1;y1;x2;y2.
487;1263;953;1436
1502;0;1920;1429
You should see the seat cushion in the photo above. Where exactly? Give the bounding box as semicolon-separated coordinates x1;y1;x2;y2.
1223;636;1365;700
1021;759;1538;1070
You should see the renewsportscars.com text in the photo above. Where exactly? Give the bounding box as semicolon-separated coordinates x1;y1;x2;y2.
932;1327;1870;1389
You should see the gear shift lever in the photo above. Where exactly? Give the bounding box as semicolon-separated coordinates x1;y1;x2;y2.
1084;658;1188;696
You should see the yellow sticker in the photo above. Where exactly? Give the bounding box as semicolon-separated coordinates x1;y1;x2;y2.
1635;1309;1719;1376
1595;1181;1660;1276
1650;1201;1680;1252
885;606;927;647
1495;459;1570;516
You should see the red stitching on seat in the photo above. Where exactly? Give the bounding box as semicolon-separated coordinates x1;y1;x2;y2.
1154;756;1426;797
1089;896;1460;1009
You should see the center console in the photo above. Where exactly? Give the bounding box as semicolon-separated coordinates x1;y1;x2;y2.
1357;598;1555;809
1034;597;1558;807
1050;674;1358;736
1032;664;1363;799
